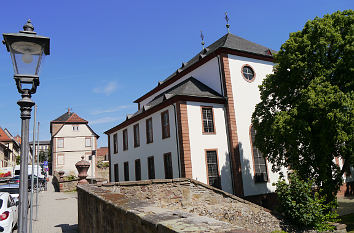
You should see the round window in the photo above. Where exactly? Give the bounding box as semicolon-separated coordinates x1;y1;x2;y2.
242;65;255;82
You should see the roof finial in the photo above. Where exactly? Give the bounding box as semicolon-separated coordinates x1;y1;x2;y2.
225;12;230;33
67;107;72;113
200;30;205;49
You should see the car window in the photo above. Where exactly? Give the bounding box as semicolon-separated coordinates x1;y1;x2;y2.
0;200;2;208
7;197;11;208
9;196;14;206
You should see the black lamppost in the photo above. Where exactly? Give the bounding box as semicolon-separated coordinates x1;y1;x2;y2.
2;20;50;233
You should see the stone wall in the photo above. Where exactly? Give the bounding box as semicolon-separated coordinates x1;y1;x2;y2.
102;179;283;232
78;178;348;233
95;167;109;180
52;174;78;192
78;178;286;233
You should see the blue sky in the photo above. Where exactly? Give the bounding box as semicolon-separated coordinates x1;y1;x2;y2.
0;0;352;147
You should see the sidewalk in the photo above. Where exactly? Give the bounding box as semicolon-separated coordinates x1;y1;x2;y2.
15;176;78;233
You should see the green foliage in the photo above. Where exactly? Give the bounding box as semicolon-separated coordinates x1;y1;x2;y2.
65;174;77;181
39;148;51;163
275;172;338;231
16;156;20;165
252;10;354;203
97;161;109;168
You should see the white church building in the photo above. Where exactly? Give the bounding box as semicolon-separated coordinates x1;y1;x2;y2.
105;32;289;206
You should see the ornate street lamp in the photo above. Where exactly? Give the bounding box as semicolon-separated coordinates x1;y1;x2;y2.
2;20;50;233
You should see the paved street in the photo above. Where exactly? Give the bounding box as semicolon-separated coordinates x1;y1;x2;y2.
15;176;78;233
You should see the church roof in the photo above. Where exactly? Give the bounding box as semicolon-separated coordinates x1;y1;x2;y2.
135;33;275;103
106;77;225;133
162;33;275;84
148;77;223;107
51;112;88;124
130;77;223;118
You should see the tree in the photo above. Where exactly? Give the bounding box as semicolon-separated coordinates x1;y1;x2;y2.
252;10;354;203
39;149;51;163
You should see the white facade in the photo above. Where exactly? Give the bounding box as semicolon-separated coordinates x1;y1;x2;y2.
228;55;288;196
53;124;97;176
110;105;179;181
187;101;233;194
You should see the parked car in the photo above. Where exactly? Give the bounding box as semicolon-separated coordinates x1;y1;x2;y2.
0;192;18;233
0;184;30;209
0;184;20;203
8;175;45;191
6;176;19;185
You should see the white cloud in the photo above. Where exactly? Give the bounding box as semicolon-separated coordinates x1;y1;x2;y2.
89;116;123;125
93;81;118;96
90;105;135;115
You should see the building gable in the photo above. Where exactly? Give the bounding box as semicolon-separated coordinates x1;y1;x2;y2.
54;124;97;138
134;33;275;105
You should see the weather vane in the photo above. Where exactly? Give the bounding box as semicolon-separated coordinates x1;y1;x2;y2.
200;30;205;49
225;12;230;33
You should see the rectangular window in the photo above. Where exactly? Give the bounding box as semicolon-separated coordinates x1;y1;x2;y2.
113;133;118;154
72;125;79;131
147;156;155;179
114;164;119;182
57;138;64;148
206;150;221;189
250;126;268;183
123;129;128;151
201;107;215;133
161;110;170;139
124;162;129;181
85;138;91;147
163;152;173;179
57;153;64;165
135;159;141;181
146;118;153;144
133;124;140;147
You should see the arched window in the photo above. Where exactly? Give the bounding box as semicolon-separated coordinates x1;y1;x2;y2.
250;125;268;182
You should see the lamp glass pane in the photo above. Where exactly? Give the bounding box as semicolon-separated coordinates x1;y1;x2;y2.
10;41;44;75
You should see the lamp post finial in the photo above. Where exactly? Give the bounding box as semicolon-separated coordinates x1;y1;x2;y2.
23;19;34;32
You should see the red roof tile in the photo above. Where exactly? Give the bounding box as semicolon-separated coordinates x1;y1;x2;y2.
51;112;88;123
0;127;11;142
67;113;88;123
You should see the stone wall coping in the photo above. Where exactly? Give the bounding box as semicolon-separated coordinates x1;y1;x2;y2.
101;178;268;212
76;184;248;233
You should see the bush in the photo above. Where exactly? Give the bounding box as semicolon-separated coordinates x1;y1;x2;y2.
275;172;338;231
97;161;109;168
65;174;77;181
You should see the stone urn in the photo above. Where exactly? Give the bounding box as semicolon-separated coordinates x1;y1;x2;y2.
58;171;65;182
75;156;90;184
